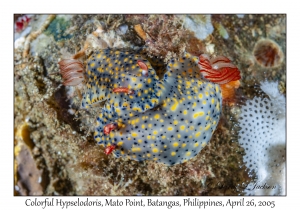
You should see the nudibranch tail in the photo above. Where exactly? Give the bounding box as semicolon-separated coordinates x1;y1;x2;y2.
59;59;85;86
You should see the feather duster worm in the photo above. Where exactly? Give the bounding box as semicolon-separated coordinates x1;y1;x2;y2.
58;59;85;86
198;54;241;102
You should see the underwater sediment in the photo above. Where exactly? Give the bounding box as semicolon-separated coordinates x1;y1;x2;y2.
14;14;286;195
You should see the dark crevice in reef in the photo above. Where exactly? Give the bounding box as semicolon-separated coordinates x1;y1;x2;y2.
47;85;82;133
33;58;47;95
39;56;48;78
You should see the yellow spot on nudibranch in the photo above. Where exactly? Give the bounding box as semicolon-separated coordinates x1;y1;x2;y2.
151;98;158;104
216;102;220;111
173;142;179;147
195;131;201;138
132;107;142;112
205;124;211;131
131;132;138;137
117;142;123;146
183;110;188;115
186;151;191;156
152;148;159;153
192;102;197;108
171;99;179;111
167;127;173;131
154;114;160;119
137;83;143;89
131;147;141;152
193;111;204;118
171;152;176;156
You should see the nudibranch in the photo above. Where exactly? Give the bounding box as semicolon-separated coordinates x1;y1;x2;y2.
59;49;241;165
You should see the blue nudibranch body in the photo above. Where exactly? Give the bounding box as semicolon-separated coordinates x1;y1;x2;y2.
79;49;222;165
59;48;242;165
